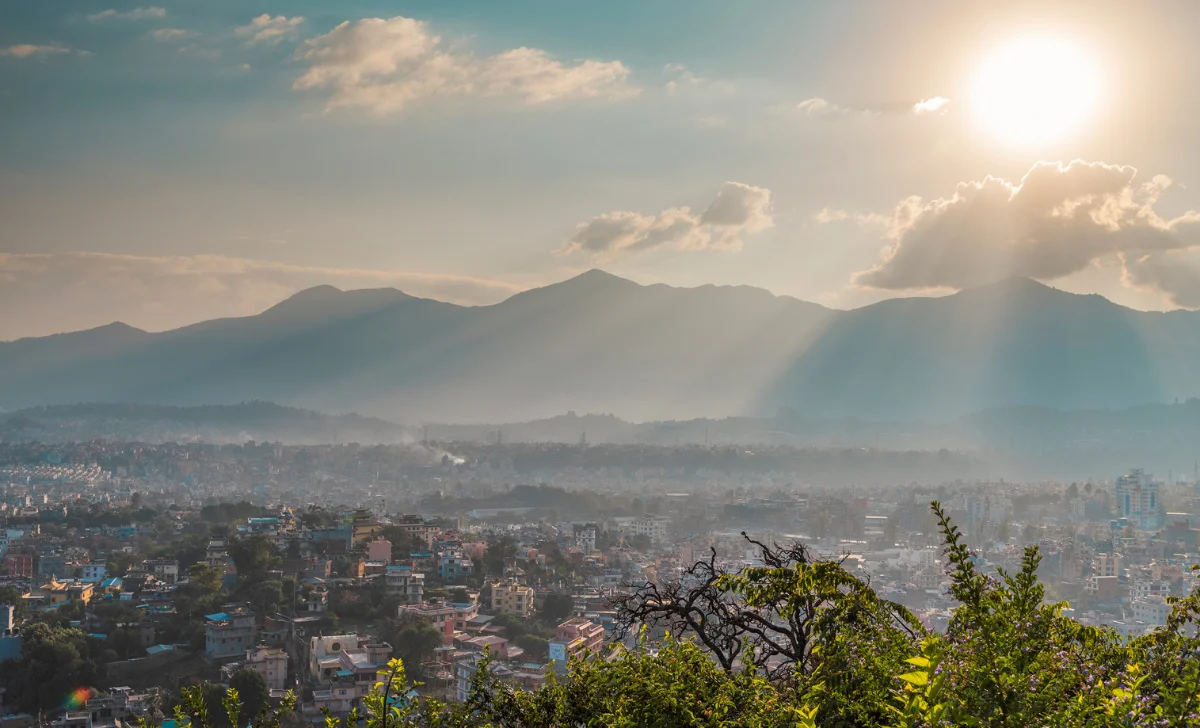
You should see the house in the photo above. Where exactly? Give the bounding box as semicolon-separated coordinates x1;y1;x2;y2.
384;565;424;603
244;645;289;691
398;600;479;644
490;579;533;617
204;604;256;660
548;617;605;669
143;559;179;585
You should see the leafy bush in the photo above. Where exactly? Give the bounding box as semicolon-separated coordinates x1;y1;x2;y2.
171;502;1200;727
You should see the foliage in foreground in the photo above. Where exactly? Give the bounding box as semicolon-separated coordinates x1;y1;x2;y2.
169;502;1200;727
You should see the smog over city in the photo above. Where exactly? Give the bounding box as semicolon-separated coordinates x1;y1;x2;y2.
4;2;1200;725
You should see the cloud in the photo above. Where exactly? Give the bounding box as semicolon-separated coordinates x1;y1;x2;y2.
798;98;850;116
293;15;636;114
236;14;305;46
559;182;773;260
0;252;526;340
87;7;165;22
149;28;195;42
1122;250;1200;309
798;96;951;117
813;206;891;228
912;96;949;114
853;160;1200;300
0;44;72;58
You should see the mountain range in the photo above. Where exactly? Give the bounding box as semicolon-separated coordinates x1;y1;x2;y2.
3;270;1200;422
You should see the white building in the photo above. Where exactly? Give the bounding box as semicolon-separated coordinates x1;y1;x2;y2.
1131;596;1171;628
384;565;425;604
1115;469;1164;530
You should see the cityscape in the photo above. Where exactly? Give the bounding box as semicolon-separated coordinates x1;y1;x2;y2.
1;435;1198;724
8;0;1200;724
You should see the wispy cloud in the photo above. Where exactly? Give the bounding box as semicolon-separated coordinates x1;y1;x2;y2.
559;182;773;260
293;15;636;115
149;28;196;42
236;14;305;46
798;96;951;117
88;7;166;22
912;96;950;114
0;44;75;59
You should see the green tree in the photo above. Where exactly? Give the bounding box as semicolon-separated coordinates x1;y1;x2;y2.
229;669;269;724
0;623;103;713
482;536;517;577
538;593;574;624
383;614;444;680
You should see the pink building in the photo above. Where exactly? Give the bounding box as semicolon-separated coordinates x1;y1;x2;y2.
366;539;392;564
398;600;479;644
548;617;605;667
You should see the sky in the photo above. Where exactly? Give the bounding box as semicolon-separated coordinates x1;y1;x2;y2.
4;0;1200;339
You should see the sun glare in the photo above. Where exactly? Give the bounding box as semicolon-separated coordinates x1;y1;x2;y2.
970;36;1102;147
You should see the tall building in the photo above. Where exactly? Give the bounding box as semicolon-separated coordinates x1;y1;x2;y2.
205;604;256;660
1115;469;1164;530
384;564;425;603
490;578;533;617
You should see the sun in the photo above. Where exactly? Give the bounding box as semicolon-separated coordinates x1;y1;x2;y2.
969;36;1102;147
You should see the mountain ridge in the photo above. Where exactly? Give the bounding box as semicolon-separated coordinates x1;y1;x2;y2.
2;271;1198;422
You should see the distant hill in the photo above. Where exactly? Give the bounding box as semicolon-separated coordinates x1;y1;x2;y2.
0;402;411;445
3;271;1200;422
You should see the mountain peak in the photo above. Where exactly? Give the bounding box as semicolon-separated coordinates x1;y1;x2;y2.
258;285;413;324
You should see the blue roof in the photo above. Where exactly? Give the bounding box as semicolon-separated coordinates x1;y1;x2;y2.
205;612;229;621
335;669;353;677
147;644;175;655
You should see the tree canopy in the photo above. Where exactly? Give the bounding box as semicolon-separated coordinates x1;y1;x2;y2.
173;502;1200;727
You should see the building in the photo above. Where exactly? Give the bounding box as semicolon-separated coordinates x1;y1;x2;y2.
1094;552;1122;579
623;517;671;544
4;553;32;578
389;515;441;550
1131;596;1171;628
143;559;179;585
384;564;425;603
437;550;474;582
0;604;21;663
1084;575;1122;601
490;579;533;617
80;564;106;583
30;578;94;606
1116;469;1165;530
547;617;604;669
205;604;256;660
366;539;392;564
398;600;480;644
308;634;392;682
244;645;289;691
37;554;67;579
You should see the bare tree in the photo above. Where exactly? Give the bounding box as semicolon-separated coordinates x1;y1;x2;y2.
610;532;921;681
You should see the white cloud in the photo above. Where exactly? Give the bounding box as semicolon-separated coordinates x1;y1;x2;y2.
853;160;1200;302
0;44;72;58
559;182;773;260
236;14;305;46
149;28;195;42
293;15;636;114
0;252;525;340
912;96;949;114
798;95;951;117
88;7;165;22
798;97;849;116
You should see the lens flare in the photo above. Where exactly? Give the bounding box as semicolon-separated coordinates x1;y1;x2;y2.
63;687;94;710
